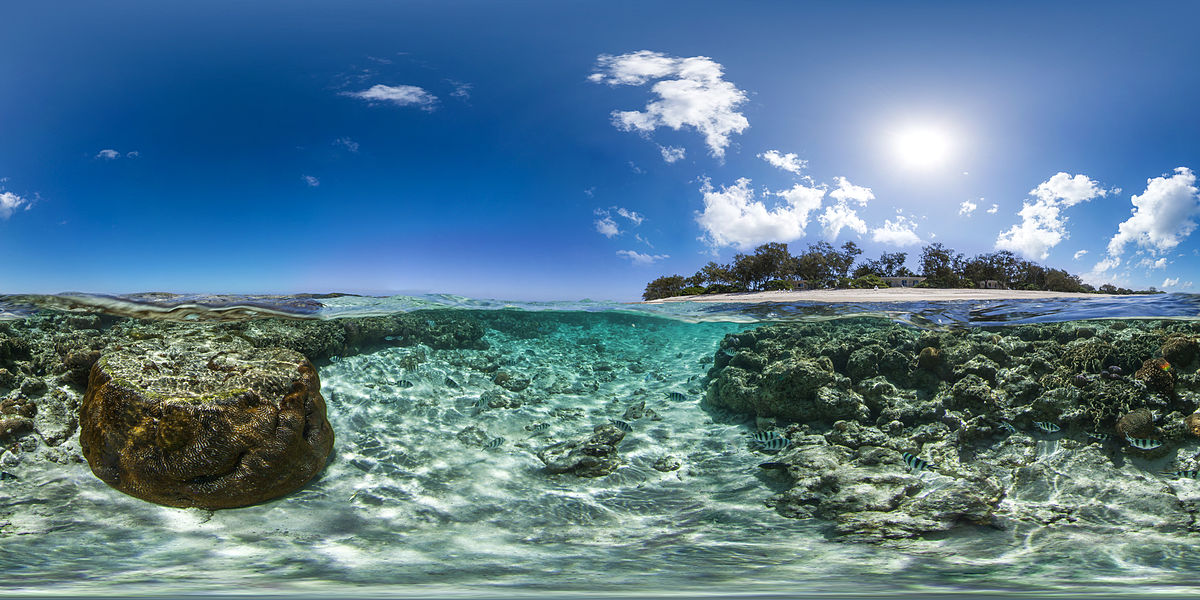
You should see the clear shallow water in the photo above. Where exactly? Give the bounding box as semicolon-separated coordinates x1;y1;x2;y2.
3;293;1200;598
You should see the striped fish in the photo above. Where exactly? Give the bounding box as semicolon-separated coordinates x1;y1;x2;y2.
1162;470;1200;479
484;437;505;449
1126;435;1163;450
1034;421;1060;433
1086;431;1111;441
529;422;551;433
755;437;789;452
999;422;1017;433
902;452;936;472
667;392;688;402
608;419;633;432
396;379;415;388
721;348;737;357
750;430;783;444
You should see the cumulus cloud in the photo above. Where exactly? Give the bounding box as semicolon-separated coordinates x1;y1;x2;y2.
986;204;998;214
1138;257;1168;269
302;175;320;187
1105;167;1200;258
995;172;1110;260
959;200;977;216
347;84;437;109
1073;249;1088;259
0;191;29;219
1092;256;1120;272
594;215;620;238
95;149;120;160
829;177;874;206
819;202;868;239
659;145;686;163
617;250;669;265
1163;277;1180;288
695;178;825;249
759;150;807;175
616;207;644;226
590;50;749;157
872;215;922;246
334;137;360;152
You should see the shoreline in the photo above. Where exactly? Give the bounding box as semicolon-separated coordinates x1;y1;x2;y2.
644;287;1118;304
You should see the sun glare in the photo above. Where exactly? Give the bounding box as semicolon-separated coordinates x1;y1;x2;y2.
891;125;954;170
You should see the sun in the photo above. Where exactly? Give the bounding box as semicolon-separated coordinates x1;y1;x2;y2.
891;125;954;170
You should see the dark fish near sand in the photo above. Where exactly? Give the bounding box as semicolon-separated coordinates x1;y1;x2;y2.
1087;432;1111;441
484;437;505;449
1126;435;1162;450
667;392;688;402
528;422;551;433
758;462;790;470
445;377;460;389
902;452;936;472
0;471;17;481
396;379;415;388
1163;470;1200;479
1034;421;1060;433
608;419;633;432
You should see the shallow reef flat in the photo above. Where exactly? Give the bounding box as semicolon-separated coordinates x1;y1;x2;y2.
3;305;1200;595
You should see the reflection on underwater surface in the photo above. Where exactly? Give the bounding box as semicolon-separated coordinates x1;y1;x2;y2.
2;293;1200;597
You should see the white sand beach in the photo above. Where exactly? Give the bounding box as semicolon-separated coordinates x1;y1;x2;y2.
645;288;1109;304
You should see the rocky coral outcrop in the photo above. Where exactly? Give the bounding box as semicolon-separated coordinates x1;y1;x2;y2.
79;334;334;509
538;423;625;477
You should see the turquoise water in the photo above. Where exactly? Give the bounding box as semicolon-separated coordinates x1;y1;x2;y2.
3;293;1200;598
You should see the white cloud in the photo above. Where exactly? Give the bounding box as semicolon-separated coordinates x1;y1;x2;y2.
959;199;977;216
995;172;1109;260
1073;249;1088;259
1137;257;1168;269
695;178;825;249
0;191;29;219
659;145;686;163
829;176;874;206
1092;256;1120;272
303;175;320;187
595;216;620;238
450;81;472;100
871;215;921;246
334;137;360;152
347;84;437;109
126;151;139;158
590;50;748;157
617;249;669;265
759;150;807;175
986;204;998;214
95;149;120;160
1106;167;1200;258
1163;277;1180;288
616;207;644;226
819;202;867;239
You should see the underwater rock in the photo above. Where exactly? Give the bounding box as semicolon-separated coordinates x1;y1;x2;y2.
1135;357;1175;395
1116;408;1156;439
0;415;34;444
79;335;334;509
916;347;940;371
652;455;681;472
1187;412;1200;438
1161;336;1198;368
537;423;625;477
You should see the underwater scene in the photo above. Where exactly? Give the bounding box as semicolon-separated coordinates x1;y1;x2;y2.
4;293;1200;598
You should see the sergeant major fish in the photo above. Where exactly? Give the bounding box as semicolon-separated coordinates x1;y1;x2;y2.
902;452;936;472
608;419;633;433
667;392;688;402
754;437;789;452
484;437;505;449
1126;435;1163;450
1087;432;1111;441
1163;470;1200;479
1034;421;1060;433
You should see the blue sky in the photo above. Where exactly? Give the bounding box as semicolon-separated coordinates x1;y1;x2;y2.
1;1;1198;301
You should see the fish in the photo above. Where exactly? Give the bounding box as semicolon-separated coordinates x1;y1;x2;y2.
667;392;688;402
750;430;783;444
1126;435;1163;450
902;452;936;472
529;422;551;432
721;348;737;357
396;379;415;388
445;377;460;389
384;335;397;341
758;462;790;470
1162;470;1200;479
1034;421;1060;433
1086;432;1111;441
484;437;505;449
608;419;633;432
999;422;1017;433
472;397;489;412
754;437;789;452
0;471;17;481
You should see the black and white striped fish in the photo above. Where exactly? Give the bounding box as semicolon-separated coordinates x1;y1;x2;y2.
609;419;633;432
528;422;551;433
1034;421;1060;433
1162;470;1200;479
396;379;415;388
755;437;789;452
750;431;783;444
667;392;688;402
999;422;1017;433
902;452;936;472
1126;435;1162;450
1086;431;1111;441
484;437;505;449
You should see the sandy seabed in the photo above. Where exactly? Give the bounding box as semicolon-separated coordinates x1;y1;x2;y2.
645;287;1105;304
